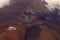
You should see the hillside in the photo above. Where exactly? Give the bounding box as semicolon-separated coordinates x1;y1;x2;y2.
0;0;60;40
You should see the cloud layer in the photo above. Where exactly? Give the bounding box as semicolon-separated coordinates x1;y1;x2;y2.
0;0;10;8
45;0;60;10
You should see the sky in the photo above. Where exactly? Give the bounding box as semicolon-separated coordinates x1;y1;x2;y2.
0;0;10;8
0;0;60;9
45;0;60;10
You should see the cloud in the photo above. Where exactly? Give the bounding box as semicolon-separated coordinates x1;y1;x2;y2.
45;0;60;10
0;0;10;8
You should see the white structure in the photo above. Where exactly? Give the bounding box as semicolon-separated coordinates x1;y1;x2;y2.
7;26;16;31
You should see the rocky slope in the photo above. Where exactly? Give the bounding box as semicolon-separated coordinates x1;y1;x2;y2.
0;0;60;40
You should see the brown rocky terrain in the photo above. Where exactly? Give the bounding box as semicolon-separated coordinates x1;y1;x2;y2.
0;0;60;40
